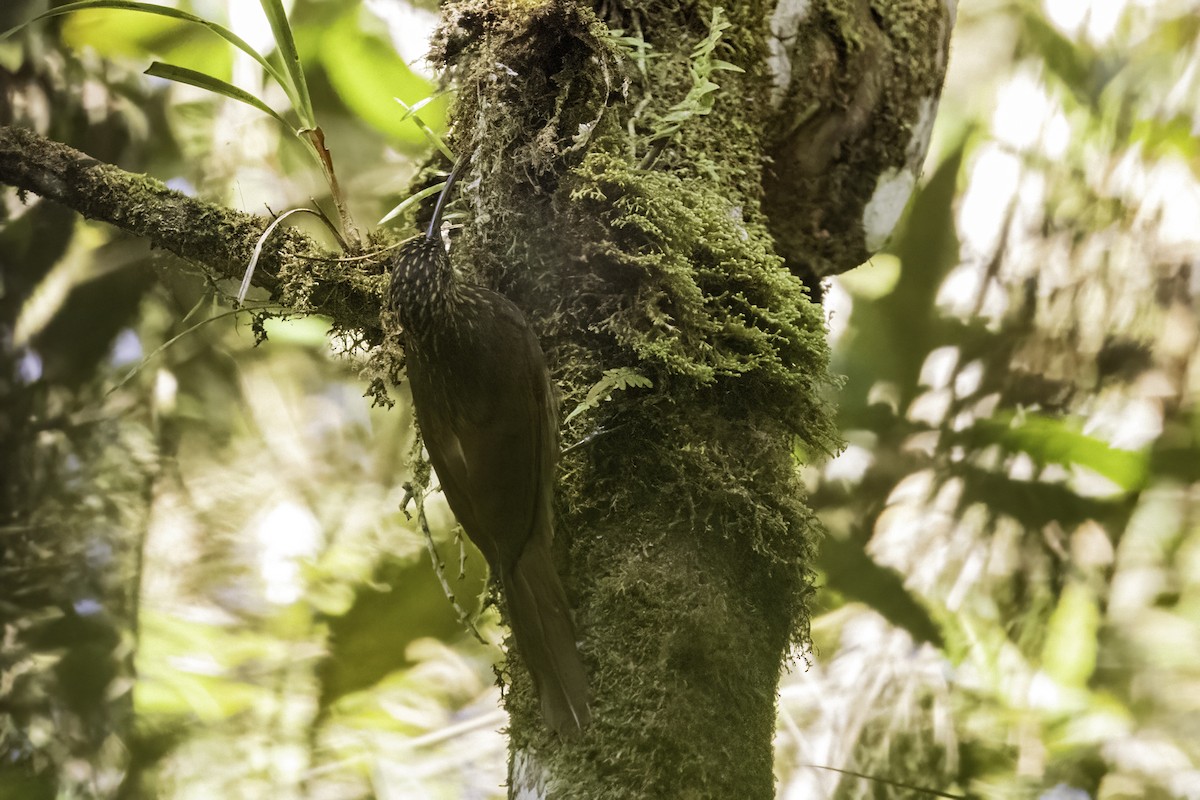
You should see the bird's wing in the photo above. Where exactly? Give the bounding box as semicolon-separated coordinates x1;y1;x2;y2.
406;349;495;566
451;297;556;571
406;295;556;573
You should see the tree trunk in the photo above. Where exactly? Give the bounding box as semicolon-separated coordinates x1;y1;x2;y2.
428;1;953;796
0;0;952;796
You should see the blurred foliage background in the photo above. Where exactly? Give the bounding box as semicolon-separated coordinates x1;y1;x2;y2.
1;1;1198;798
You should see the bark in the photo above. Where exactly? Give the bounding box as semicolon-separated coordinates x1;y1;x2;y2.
0;1;953;796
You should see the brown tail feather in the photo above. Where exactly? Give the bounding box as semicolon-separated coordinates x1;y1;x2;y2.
503;537;591;737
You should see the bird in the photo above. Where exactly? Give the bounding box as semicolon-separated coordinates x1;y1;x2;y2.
387;161;591;737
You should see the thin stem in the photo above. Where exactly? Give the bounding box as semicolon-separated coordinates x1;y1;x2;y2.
302;127;359;250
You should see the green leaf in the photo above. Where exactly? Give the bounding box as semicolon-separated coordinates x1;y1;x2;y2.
564;368;653;423
958;413;1149;492
1131;114;1200;164
1;1;291;101
135;610;270;719
59;8;190;56
144;61;292;131
1042;581;1100;688
395;98;455;161
611;36;652;48
709;59;744;73
641;6;739;161
378;180;447;226
257;0;313;126
1016;2;1105;105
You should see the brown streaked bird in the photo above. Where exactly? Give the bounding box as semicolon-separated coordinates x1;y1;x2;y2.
387;161;590;737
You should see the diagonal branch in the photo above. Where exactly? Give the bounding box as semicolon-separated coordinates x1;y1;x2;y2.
0;125;388;335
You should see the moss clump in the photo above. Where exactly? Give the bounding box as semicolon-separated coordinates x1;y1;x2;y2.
563;149;838;452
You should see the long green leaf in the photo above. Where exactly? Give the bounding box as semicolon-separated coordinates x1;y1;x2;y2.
959;413;1149;492
258;0;313;127
378;181;447;226
0;1;292;103
145;62;292;131
394;98;455;161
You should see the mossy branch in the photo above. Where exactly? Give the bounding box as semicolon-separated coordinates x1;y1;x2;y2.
0;125;387;335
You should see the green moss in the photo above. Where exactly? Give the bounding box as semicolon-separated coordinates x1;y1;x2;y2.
563;150;837;449
422;2;842;794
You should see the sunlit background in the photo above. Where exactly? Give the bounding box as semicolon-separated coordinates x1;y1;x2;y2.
2;0;1199;798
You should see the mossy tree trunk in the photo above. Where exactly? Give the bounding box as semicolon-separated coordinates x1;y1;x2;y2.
0;0;952;795
427;1;953;797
